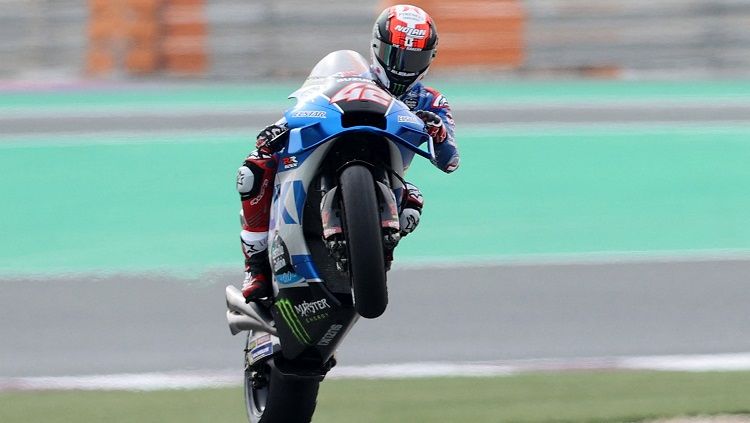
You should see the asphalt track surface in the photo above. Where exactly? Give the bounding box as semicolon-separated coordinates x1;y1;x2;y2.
2;259;750;377
4;102;750;135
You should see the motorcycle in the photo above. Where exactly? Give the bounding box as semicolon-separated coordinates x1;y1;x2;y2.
225;50;435;423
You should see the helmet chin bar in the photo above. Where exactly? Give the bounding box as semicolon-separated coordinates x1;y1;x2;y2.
385;66;429;96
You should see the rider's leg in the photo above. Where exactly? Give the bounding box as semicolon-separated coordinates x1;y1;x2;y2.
384;182;423;268
237;151;277;301
399;182;423;236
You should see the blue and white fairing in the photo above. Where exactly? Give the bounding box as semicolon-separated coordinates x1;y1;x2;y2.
267;50;433;290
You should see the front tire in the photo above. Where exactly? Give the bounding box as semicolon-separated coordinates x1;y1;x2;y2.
339;165;388;318
245;359;320;423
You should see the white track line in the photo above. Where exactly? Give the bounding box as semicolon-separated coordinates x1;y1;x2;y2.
392;249;750;271
4;352;750;392
0;371;239;392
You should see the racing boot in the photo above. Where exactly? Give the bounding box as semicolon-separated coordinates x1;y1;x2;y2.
241;249;273;302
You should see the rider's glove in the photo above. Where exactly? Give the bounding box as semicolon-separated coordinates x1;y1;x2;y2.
415;110;447;143
255;123;288;155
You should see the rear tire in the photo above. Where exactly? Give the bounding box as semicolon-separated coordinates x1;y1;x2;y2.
245;359;320;423
338;165;388;318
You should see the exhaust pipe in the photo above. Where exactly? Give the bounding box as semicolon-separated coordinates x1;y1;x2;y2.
225;286;277;336
227;311;276;336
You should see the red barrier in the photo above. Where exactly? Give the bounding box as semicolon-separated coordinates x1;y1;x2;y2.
378;0;525;69
86;0;207;76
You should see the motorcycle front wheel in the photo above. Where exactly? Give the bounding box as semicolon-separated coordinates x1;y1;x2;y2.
338;164;388;319
245;358;320;423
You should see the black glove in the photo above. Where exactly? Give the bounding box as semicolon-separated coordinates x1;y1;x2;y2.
414;110;447;143
255;124;288;154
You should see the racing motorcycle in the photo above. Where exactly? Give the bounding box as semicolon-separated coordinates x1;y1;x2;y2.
225;50;435;423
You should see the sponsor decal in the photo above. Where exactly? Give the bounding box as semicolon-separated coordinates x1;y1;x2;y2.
332;71;362;78
330;82;392;107
246;334;272;365
294;298;331;318
334;77;373;83
275;298;312;345
395;6;424;23
282;156;298;169
392;69;419;77
291;110;327;119
249;178;269;206
272;256;287;272
403;97;418;110
251;342;273;361
255;334;271;345
317;324;344;346
276;272;305;285
246;334;269;355
397;115;420;124
273;256;287;272
271;235;289;272
394;24;426;38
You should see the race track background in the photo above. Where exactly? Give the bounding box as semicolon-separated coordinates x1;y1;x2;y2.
1;80;749;379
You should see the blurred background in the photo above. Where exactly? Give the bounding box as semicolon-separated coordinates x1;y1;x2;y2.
2;1;750;422
4;0;750;80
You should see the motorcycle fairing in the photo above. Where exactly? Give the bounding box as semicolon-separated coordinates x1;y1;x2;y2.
271;281;358;360
283;97;433;170
266;50;433;361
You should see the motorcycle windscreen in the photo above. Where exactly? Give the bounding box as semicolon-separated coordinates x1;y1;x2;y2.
290;50;378;100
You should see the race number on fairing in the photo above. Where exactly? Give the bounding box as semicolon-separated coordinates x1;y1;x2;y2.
329;82;392;107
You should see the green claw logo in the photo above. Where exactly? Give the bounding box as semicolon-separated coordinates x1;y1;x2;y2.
276;298;312;345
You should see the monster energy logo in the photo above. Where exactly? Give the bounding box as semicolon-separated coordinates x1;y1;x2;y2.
276;298;312;345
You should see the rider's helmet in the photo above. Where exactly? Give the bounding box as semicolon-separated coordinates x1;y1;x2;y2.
371;5;438;96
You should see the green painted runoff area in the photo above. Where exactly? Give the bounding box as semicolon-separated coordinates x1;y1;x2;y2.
2;371;750;422
1;124;749;276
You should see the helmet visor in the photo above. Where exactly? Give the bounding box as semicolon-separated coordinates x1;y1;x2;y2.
374;39;434;75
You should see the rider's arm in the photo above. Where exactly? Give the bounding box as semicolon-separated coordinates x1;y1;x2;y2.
418;87;459;173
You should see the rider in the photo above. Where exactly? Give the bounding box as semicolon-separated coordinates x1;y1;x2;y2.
237;4;460;302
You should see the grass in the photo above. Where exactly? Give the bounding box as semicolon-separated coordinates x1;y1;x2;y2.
2;371;750;422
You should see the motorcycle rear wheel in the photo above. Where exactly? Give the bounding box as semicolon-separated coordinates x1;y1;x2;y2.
339;164;388;318
245;359;320;423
